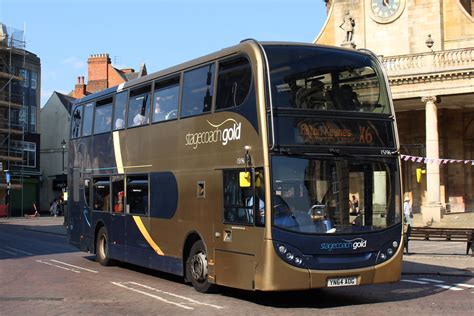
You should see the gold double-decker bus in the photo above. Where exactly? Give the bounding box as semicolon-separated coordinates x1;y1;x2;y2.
67;40;403;292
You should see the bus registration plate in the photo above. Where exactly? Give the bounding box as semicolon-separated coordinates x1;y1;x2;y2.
327;277;357;287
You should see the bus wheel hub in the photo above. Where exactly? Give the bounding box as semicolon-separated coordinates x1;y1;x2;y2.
190;252;208;281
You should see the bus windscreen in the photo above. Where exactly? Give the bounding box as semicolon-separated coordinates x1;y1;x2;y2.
264;45;391;114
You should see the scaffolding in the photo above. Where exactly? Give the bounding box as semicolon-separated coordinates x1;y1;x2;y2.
0;23;26;217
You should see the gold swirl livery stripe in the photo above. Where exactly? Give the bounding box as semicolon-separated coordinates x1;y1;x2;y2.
112;131;124;174
132;216;164;256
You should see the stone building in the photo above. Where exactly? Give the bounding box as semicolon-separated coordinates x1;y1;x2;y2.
315;0;474;222
39;54;146;212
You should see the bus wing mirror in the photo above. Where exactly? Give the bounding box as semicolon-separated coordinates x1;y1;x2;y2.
239;172;251;187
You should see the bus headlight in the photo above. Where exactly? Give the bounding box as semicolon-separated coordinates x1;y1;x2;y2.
387;248;394;256
274;242;306;267
278;245;287;254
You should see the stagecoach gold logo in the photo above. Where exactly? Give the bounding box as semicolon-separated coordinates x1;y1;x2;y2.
185;118;242;149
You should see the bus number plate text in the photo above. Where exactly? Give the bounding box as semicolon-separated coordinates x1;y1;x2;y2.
327;277;357;287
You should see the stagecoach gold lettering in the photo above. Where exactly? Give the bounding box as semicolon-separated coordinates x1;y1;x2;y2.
185;119;242;149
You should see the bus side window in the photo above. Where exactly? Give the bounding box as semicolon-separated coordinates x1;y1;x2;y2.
82;102;94;137
71;105;83;139
93;177;110;212
127;85;151;128
152;76;180;123
111;175;124;213
113;91;128;130
180;63;215;118
216;56;252;110
94;97;113;134
223;170;254;225
126;175;149;215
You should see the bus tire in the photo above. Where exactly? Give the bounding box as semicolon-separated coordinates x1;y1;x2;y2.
96;226;113;266
186;240;217;293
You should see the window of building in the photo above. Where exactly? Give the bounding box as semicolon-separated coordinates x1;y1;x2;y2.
71;105;83;138
152;76;180;123
180;63;215;118
29;106;36;133
127;86;151;128
10;141;36;168
126;175;148;215
82;102;94;137
112;175;124;213
20;69;29;88
216;57;252;110
31;71;37;90
94;97;113;134
93;177;111;212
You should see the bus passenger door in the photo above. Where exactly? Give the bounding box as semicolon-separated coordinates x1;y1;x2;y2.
213;169;265;290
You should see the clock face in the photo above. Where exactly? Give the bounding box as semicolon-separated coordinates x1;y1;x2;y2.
369;0;405;23
371;0;401;18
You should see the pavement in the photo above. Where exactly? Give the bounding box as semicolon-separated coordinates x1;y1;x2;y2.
1;215;472;278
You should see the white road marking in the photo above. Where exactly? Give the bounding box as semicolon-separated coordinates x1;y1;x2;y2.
6;246;33;256
50;259;98;273
434;284;464;291
455;283;474;289
127;281;224;309
401;279;429;285
35;259;81;273
417;278;444;284
110;282;193;310
0;248;17;255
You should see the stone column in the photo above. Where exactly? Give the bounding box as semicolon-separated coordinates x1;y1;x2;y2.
422;96;442;223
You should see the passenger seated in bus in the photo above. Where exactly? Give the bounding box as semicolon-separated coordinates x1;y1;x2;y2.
153;96;167;122
295;80;326;109
115;108;126;129
133;108;147;126
114;191;124;213
334;84;360;111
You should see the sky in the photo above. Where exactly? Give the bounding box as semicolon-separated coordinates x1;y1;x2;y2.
0;0;328;107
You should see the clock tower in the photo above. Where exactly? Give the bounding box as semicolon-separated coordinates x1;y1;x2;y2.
317;0;448;56
316;0;474;221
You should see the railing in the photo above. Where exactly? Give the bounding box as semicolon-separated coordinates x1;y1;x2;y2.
381;48;474;77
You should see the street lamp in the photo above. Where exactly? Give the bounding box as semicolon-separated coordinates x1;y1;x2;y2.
61;139;66;174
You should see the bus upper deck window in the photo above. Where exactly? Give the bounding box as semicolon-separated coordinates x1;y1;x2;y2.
71;105;83;138
82;102;94;137
181;63;215;118
127;85;151;128
216;56;252;110
152;76;180;123
113;91;128;130
94;97;113;134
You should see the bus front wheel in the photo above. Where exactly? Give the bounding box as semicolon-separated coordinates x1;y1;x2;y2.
186;240;217;293
96;226;113;266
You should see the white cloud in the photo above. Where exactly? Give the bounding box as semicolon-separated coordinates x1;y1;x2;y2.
62;56;86;69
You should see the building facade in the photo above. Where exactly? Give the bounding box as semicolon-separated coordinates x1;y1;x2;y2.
315;0;474;222
0;23;41;217
39;53;146;212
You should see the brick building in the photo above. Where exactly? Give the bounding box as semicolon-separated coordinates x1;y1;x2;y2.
71;53;147;98
315;0;474;222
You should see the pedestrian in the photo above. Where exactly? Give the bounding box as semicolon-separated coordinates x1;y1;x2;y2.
49;198;58;217
403;196;413;253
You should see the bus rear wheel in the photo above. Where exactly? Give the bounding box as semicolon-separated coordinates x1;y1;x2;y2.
186;240;217;293
96;226;113;266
